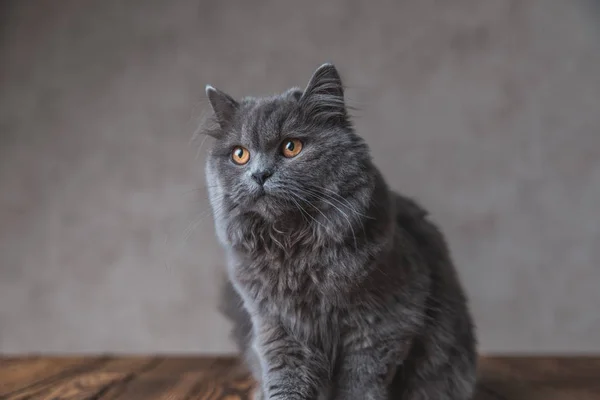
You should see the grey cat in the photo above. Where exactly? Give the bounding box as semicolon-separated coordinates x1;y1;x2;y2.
204;63;477;400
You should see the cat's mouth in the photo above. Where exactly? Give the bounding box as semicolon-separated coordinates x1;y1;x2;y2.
252;183;278;200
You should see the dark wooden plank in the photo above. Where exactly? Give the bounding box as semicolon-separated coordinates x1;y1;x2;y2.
104;357;251;400
2;357;157;400
0;357;100;397
184;358;254;400
99;358;207;400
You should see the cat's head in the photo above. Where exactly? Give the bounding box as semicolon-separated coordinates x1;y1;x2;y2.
204;64;372;221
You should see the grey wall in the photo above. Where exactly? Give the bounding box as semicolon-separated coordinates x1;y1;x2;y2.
1;0;599;354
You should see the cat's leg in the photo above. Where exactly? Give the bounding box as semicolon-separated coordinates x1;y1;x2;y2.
392;346;477;400
254;319;329;400
333;350;397;400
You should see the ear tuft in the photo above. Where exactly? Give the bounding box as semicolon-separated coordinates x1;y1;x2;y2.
284;87;303;101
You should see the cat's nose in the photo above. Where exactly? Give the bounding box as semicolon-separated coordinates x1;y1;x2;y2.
252;170;273;185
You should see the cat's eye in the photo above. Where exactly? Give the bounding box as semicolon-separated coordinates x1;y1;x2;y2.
231;146;250;165
282;139;303;158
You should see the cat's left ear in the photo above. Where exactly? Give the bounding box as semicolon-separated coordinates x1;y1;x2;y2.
206;85;239;129
300;63;349;126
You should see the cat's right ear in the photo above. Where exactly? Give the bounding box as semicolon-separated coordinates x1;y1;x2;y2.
206;85;239;129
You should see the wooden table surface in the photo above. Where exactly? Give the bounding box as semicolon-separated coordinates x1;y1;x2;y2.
0;356;599;399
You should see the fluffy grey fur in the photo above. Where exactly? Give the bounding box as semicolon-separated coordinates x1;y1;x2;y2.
204;64;477;400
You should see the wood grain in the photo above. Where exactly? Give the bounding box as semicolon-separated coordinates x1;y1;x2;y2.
0;356;598;399
0;357;105;397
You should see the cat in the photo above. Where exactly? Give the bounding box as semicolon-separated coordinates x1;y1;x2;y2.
204;63;477;400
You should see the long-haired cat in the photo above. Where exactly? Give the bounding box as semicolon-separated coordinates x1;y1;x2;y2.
204;63;477;400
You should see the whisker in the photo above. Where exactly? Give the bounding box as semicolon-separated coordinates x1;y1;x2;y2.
302;185;370;241
290;196;309;225
286;189;329;233
195;133;210;160
308;184;373;220
295;186;358;249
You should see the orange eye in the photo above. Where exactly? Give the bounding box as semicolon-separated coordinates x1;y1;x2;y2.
282;139;303;158
231;146;250;165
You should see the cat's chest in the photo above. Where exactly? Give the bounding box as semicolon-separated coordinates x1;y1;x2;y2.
227;219;334;315
237;252;325;304
242;255;339;342
234;251;334;335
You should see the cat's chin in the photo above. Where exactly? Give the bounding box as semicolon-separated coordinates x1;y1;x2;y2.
250;196;289;220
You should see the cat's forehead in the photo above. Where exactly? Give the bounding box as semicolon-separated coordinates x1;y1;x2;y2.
237;95;297;147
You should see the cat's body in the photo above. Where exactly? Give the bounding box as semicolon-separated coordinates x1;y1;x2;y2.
205;64;477;400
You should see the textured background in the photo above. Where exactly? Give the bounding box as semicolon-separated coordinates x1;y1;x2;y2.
1;0;599;354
